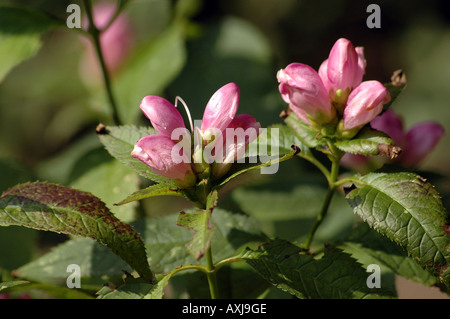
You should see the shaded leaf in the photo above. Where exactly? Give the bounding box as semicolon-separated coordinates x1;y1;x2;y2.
243;239;395;298
176;191;218;260
0;6;59;83
337;222;438;288
115;183;186;206
114;23;186;124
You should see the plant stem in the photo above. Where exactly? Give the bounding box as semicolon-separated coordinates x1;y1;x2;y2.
297;152;331;184
83;0;121;125
205;245;220;299
304;159;340;251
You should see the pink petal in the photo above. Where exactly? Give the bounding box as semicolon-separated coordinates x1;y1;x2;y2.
277;63;334;123
202;83;240;133
131;135;193;180
343;81;390;130
222;114;261;163
140;96;186;137
400;122;445;167
327;38;362;92
318;59;331;94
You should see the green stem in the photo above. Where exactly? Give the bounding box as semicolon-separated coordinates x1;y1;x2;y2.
304;159;340;251
215;256;245;271
83;0;121;125
205;245;219;299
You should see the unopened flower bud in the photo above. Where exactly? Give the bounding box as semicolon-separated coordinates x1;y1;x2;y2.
277;63;335;124
342;80;390;131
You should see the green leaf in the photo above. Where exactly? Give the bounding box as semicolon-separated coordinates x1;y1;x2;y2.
143;206;265;274
176;191;218;260
0;280;29;292
16;237;132;285
16;208;265;294
337;222;438;288
96;274;172;299
243;239;396;298
96;125;176;186
0;6;59;83
334;127;400;158
345;171;450;286
284;111;323;149
96;282;153;299
70;148;140;222
114;23;186;124
115;183;186;206
217;144;300;188
0;6;59;34
8;282;94;299
0;182;153;281
248;124;310;157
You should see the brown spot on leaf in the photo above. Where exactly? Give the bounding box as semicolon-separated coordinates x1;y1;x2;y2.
443;224;450;236
378;144;402;159
433;262;449;276
418;176;427;183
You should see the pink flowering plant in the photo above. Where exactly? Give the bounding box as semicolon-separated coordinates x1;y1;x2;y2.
0;1;449;301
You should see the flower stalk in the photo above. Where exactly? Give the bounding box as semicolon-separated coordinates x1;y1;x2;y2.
83;0;121;125
304;157;340;251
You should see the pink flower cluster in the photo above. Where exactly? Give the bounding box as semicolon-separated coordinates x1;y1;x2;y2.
277;38;391;136
131;83;260;188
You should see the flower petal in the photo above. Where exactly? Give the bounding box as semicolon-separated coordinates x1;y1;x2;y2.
202;83;240;133
327;38;363;92
131;134;193;181
277;63;334;123
140;96;186;136
343;80;390;130
400;122;445;167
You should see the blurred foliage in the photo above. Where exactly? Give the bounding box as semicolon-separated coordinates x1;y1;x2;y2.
0;0;449;298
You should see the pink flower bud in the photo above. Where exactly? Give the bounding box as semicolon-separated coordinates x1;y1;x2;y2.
400;122;444;167
326;38;365;94
343;81;391;130
277;63;335;124
131;135;196;187
202;83;240;134
140;96;186;137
